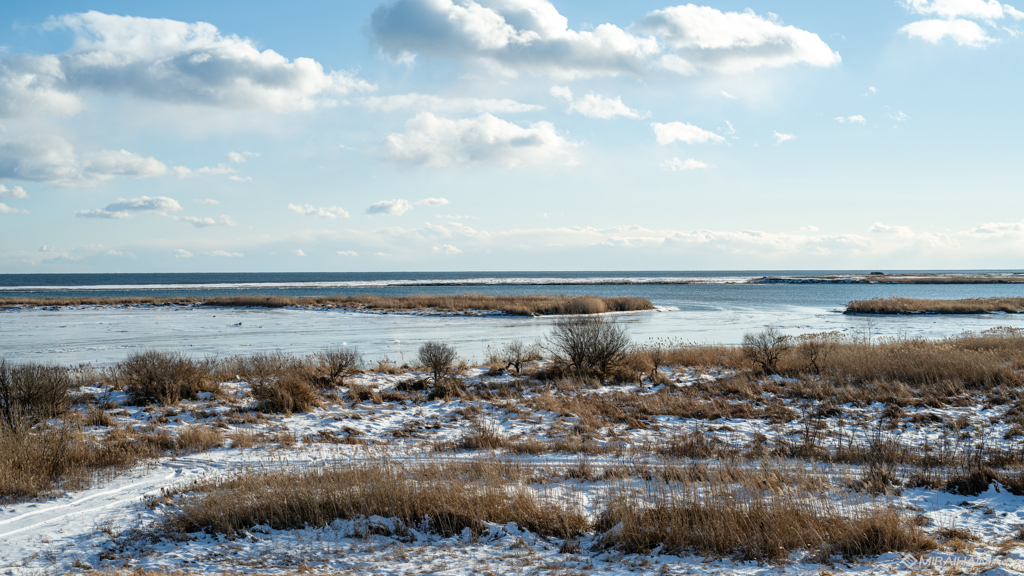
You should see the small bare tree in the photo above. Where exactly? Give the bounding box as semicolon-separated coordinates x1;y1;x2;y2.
545;316;631;376
500;340;535;374
742;327;792;375
418;341;458;384
315;346;362;386
796;332;841;374
642;342;669;382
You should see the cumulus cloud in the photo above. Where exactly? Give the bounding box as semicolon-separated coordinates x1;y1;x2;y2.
0;185;28;199
774;131;796;143
337;250;359;256
901;18;995;45
0;202;27;214
432;244;462;254
226;151;258;163
382;112;574;168
179;215;236;228
75;209;131;219
900;0;1023;45
0;135;235;187
634;5;841;75
359;93;542;114
661;157;712;171
106;196;183;214
294;249;307;256
834;115;866;123
366;199;412;216
173;249;193;258
652;122;725;145
549;86;642;119
287;203;350;218
197;199;220;205
208;250;243;257
415;198;450;207
0;11;376;117
369;1;837;78
370;0;659;77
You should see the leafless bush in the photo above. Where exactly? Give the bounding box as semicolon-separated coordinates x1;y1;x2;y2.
0;360;72;432
116;350;217;406
498;340;536;374
742;327;792;375
251;374;323;415
545;316;631;377
314;346;362;387
796;332;841;374
418;341;458;384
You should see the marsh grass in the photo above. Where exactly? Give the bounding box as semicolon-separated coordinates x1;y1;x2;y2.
1;293;654;316
846;297;1024;315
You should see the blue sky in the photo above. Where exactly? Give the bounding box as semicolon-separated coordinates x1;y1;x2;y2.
0;0;1021;272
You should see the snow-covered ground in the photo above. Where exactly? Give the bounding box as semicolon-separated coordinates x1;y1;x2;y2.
4;363;1024;575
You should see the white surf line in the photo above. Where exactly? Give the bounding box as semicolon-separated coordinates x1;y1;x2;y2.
0;470;177;538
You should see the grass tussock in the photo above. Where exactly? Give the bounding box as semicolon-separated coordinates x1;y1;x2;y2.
161;458;586;539
846;297;1024;315
1;293;654;316
156;457;933;563
250;373;323;415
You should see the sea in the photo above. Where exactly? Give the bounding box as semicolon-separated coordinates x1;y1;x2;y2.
3;270;1024;366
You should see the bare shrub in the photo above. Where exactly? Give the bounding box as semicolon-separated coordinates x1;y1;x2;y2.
314;347;362;387
116;350;216;406
545;316;631;377
251;374;323;415
742;327;792;375
217;351;293;382
418;341;458;384
0;360;72;432
498;340;536;374
796;332;841;374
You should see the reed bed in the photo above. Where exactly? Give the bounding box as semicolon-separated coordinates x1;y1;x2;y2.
157;457;933;561
846;296;1024;315
0;293;653;316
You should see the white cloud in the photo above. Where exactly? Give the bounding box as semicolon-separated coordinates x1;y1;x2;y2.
834;115;866;123
774;131;796;143
294;249;307;256
370;0;659;77
414;197;450;206
369;1;837;78
550;85;642;119
0;202;27;214
801;225;820;232
889;111;910;122
366;199;412;216
39;245;56;252
870;222;914;236
720;90;738;99
382;112;574;168
103;249;135;258
228;175;252;183
432;244;462;254
173;249;193;258
0;11;376;117
287;203;350;218
652;122;725;145
634;5;841;75
197;199;220;205
75;209;131;219
373;252;392;257
358;93;542;114
0;135;230;187
106;196;183;214
179;215;236;228
0;185;28;199
901;18;995;45
904;0;1024;20
661;157;712;171
337;250;359;257
868;86;879;94
208;250;243;257
226;151;258;163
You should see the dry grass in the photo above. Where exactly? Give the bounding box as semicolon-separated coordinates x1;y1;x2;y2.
0;293;654;316
154;456;933;563
160;458;586;539
847;297;1024;315
250;373;323;415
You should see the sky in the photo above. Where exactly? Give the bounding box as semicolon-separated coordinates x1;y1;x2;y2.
0;0;1022;273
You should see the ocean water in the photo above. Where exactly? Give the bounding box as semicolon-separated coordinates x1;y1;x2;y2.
3;271;1024;365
